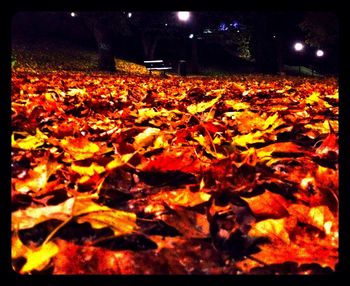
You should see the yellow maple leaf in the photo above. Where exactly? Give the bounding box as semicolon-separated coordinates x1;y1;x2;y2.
224;99;250;110
263;113;279;130
306;92;331;108
187;95;221;114
249;218;291;244
232;131;265;148
71;162;105;176
153;189;211;208
12;128;47;150
60;137;101;160
106;153;135;171
13;159;62;194
73;198;137;235
12;233;59;274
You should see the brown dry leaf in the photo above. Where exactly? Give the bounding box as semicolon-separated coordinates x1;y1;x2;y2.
53;239;125;274
73;198;137;235
11;70;339;275
245;241;338;273
242;190;290;220
315;132;338;157
315;165;339;200
13;159;62;194
151;189;211;208
160;206;210;238
140;149;204;173
287;204;337;234
254;142;313;160
60;136;111;161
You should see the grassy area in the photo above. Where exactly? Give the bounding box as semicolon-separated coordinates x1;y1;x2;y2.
11;37;174;77
11;37;326;78
283;65;322;77
12;38;100;72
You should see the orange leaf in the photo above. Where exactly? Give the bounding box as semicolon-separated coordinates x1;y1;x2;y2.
242;190;290;220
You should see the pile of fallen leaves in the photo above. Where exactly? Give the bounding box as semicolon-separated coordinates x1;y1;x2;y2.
11;70;338;274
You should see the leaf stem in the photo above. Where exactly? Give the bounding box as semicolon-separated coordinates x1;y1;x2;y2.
42;216;74;245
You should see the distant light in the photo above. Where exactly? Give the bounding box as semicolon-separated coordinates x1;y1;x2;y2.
165;23;168;26
233;21;239;28
127;12;132;18
70;12;76;17
189;34;194;39
219;23;228;31
177;11;190;22
273;35;276;38
316;49;324;57
237;30;240;33
294;42;304;51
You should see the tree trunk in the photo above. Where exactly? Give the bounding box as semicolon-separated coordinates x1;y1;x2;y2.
92;19;116;72
142;33;159;60
252;14;268;73
276;37;284;74
191;37;199;74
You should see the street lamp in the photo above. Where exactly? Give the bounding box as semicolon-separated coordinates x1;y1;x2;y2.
70;12;76;17
177;11;191;22
294;42;304;52
316;49;324;57
293;42;304;75
176;12;191;75
313;49;325;75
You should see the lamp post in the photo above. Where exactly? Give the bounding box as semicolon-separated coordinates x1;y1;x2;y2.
293;42;304;75
314;49;324;75
176;12;192;75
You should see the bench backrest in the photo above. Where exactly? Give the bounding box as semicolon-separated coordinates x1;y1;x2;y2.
144;60;172;70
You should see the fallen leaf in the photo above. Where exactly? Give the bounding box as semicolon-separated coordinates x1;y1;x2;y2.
249;218;291;244
133;127;160;150
242;190;290;220
12;233;59;274
187;95;221;114
12;128;47;150
12;197;75;230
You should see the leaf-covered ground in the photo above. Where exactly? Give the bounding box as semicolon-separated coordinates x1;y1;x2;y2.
11;67;338;274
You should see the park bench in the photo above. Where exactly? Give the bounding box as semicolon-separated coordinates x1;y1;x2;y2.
144;60;172;76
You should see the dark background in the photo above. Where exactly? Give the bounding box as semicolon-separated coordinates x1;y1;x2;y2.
10;10;339;75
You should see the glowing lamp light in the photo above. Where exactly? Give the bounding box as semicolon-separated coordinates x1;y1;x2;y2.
177;11;190;22
128;12;132;18
70;12;76;17
316;49;324;57
294;42;304;52
189;34;194;39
